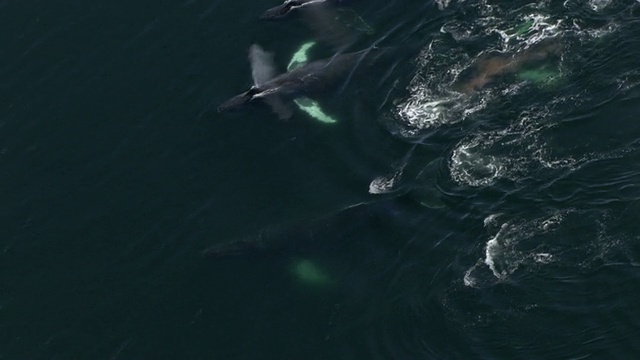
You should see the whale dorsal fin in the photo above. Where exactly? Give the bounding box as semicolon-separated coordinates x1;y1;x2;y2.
248;44;278;86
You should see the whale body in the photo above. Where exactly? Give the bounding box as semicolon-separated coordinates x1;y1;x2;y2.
202;195;426;260
453;39;563;94
260;0;351;20
218;44;384;119
261;0;365;51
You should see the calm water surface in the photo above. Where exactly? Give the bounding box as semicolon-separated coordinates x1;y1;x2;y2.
3;0;640;358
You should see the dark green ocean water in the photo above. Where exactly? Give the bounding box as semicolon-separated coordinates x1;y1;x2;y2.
3;0;640;358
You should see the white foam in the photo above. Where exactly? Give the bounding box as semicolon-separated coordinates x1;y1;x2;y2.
368;169;402;194
483;213;503;229
463;264;479;287
463;207;636;287
391;39;492;134
466;212;567;285
446;105;636;187
435;0;452;10
396;90;468;132
449;135;510;187
392;0;634;188
588;0;613;12
532;253;553;264
484;225;509;279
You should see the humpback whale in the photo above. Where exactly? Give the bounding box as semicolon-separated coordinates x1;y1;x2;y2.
202;195;426;260
453;39;563;94
260;0;368;51
218;44;385;119
260;0;351;21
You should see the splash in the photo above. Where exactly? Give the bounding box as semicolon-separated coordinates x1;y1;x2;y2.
463;208;632;288
369;169;403;194
463;211;564;287
448;109;634;187
390;39;489;135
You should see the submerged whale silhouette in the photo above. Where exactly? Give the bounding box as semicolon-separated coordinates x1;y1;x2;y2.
453;39;563;94
202;195;426;260
218;44;385;119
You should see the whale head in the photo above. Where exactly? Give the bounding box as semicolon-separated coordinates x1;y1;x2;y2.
260;0;305;20
218;87;260;113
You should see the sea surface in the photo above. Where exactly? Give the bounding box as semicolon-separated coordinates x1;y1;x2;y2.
3;0;640;358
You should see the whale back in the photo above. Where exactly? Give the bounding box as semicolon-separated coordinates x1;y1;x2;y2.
264;48;376;95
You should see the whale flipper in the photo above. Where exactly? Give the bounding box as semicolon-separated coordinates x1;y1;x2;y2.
249;44;277;86
263;94;294;120
248;45;294;119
